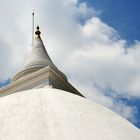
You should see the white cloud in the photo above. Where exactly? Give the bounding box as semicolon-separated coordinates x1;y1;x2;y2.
0;0;139;122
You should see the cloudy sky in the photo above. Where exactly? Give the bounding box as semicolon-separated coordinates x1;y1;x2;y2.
0;0;140;128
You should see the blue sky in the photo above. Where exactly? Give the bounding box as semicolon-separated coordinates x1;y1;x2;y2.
84;0;140;42
0;79;10;88
0;0;140;129
127;98;140;127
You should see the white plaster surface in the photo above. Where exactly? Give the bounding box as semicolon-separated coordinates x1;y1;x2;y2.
23;38;55;70
13;37;57;81
0;88;139;140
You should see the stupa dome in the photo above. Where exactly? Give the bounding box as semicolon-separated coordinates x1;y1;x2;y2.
0;88;139;140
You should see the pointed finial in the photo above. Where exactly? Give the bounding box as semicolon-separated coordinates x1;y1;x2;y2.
35;26;41;38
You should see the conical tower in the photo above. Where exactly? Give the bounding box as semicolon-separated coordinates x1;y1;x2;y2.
12;26;59;81
0;26;83;97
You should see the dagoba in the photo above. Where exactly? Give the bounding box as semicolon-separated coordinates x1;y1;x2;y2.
0;25;139;140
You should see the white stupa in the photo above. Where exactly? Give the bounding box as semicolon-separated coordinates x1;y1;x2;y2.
0;26;140;140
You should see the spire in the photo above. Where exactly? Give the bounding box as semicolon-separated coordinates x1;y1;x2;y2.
6;25;83;97
12;26;58;81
